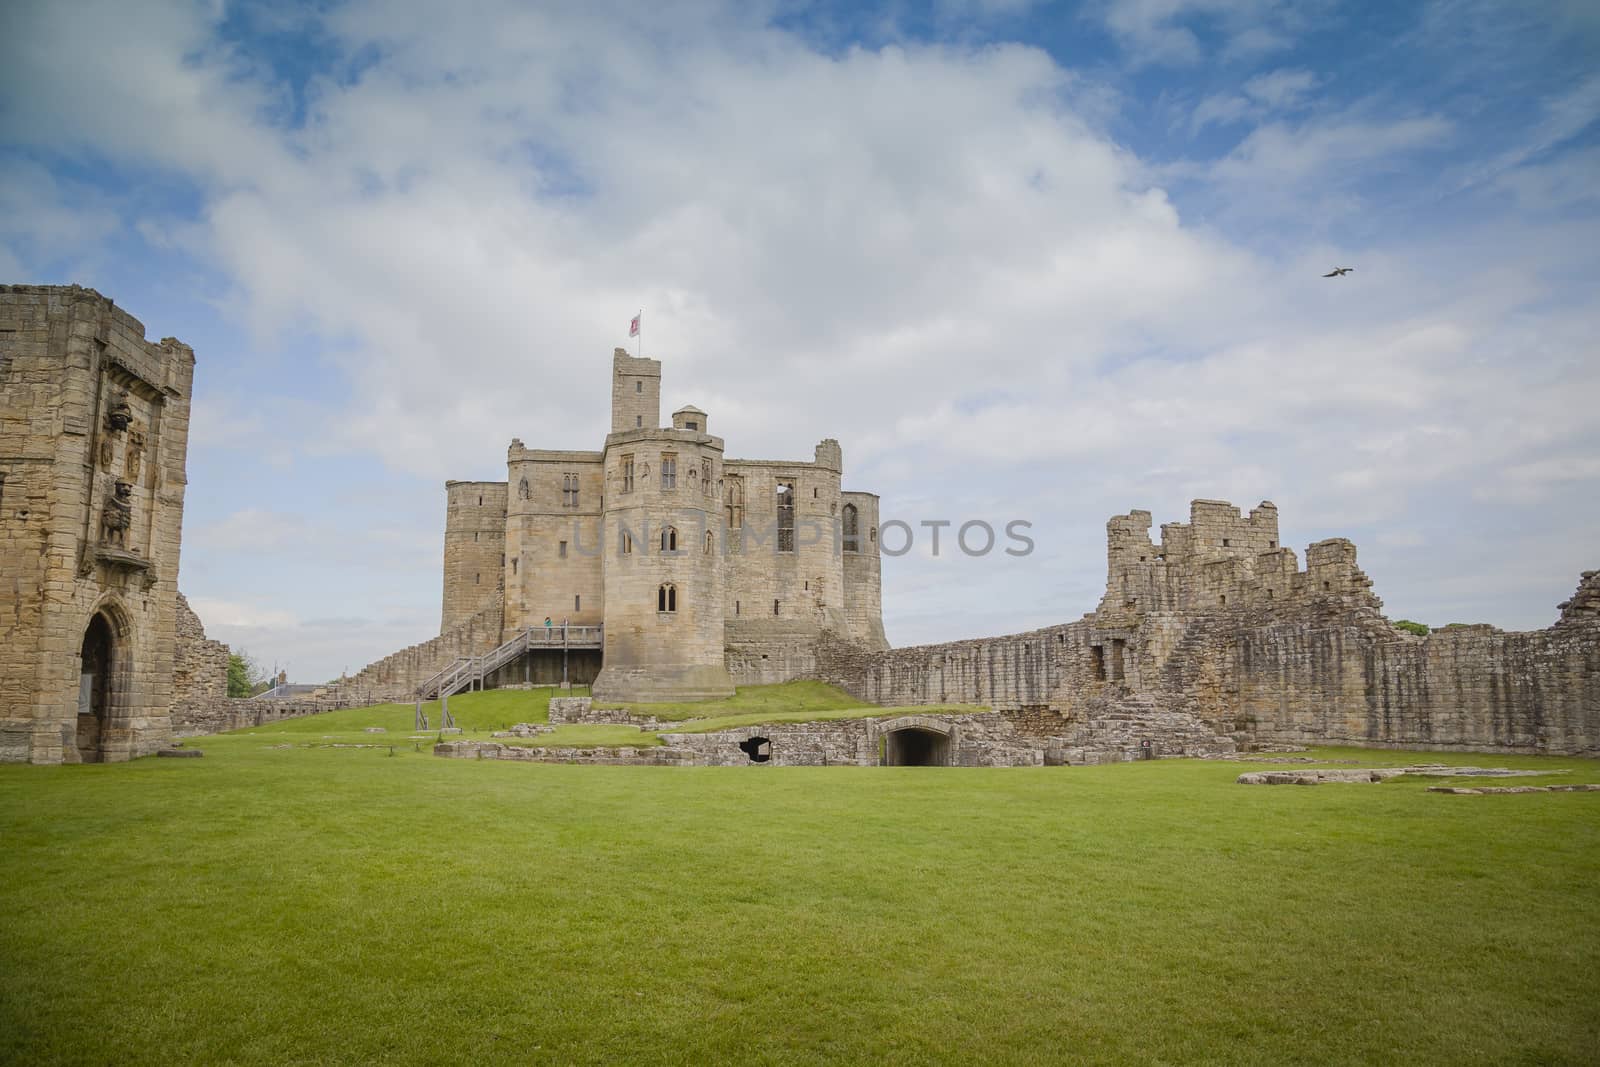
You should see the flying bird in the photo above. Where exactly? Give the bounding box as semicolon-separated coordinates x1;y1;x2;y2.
1323;267;1354;277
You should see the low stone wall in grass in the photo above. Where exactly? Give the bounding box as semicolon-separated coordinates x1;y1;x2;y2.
437;699;1239;768
171;697;345;738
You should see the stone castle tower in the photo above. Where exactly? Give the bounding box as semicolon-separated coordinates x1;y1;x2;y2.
436;347;888;703
0;286;195;763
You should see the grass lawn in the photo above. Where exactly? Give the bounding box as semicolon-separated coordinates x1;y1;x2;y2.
597;679;899;721
2;695;1598;1065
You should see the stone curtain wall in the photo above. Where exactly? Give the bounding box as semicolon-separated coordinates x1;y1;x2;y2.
1222;572;1600;754
814;501;1598;758
342;601;506;702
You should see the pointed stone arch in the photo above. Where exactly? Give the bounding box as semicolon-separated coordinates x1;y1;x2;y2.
75;597;135;763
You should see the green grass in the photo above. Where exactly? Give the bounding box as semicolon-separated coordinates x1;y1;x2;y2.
663;703;983;734
596;679;875;721
3;709;1598;1065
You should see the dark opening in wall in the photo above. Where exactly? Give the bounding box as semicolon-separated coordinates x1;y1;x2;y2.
773;599;780;615
776;481;795;552
735;600;740;615
1222;538;1231;547
574;595;580;611
1220;595;1226;605
1110;639;1126;681
1090;645;1106;681
883;727;950;767
559;541;568;558
475;573;480;585
1269;540;1276;548
1323;581;1330;591
739;737;772;763
511;559;518;576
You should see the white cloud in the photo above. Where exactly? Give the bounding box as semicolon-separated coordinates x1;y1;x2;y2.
1100;0;1309;65
1189;67;1319;132
3;0;1597;675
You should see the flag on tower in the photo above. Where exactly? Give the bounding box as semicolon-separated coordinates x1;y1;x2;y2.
629;312;641;338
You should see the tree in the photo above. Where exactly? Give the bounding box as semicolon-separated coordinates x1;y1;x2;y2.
227;649;266;697
1393;619;1430;637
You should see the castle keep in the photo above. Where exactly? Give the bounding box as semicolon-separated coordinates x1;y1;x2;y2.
0;286;195;763
433;348;887;703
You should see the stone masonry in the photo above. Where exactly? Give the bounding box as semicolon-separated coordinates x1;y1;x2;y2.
359;346;889;703
0;285;195;763
814;500;1598;757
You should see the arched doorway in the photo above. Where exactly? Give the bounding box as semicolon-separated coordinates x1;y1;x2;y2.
883;726;951;766
77;613;117;762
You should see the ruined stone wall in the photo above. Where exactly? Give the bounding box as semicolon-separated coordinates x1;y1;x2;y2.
439;699;1235;768
0;285;194;763
344;601;505;702
171;592;229;719
815;500;1597;757
840;491;888;649
1210;572;1600;754
167;593;370;736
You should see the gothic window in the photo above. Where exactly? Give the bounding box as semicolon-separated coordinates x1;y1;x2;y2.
842;503;860;553
658;583;677;613
517;477;530;501
777;481;795;552
704;530;714;555
621;454;635;494
661;453;677;490
636;380;642;393
688;468;698;492
635;415;642;428
661;526;678;553
562;473;579;508
724;476;743;529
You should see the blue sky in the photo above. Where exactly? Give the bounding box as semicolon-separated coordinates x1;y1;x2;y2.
3;0;1597;682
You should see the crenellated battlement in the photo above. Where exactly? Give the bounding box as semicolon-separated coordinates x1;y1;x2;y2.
1097;500;1375;623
